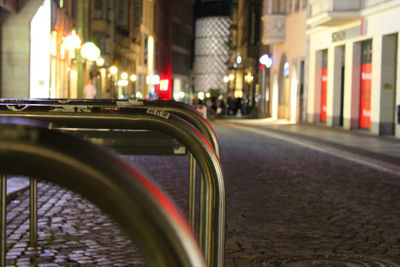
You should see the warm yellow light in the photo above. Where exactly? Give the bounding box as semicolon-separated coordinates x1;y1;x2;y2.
245;73;254;83
206;92;211;98
96;57;105;66
70;69;77;79
130;74;137;81
50;31;57;56
223;76;229;83
64;29;81;51
81;42;101;61
60;43;65;59
160;79;169;91
121;72;128;80
109;66;118;75
228;74;235;81
198;92;205;100
117;80;129;86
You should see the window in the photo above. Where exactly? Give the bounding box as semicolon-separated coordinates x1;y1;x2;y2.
273;0;285;14
95;0;102;11
294;0;300;11
93;0;103;18
286;0;292;14
302;0;308;9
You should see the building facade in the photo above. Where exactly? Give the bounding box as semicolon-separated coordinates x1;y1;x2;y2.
307;0;400;138
229;0;262;114
170;0;194;103
1;0;75;98
194;0;231;96
1;0;194;101
260;0;308;121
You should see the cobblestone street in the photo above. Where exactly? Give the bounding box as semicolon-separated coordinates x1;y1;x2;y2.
4;121;400;266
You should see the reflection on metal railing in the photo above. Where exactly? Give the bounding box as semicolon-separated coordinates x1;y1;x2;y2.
0;100;225;267
0;118;206;267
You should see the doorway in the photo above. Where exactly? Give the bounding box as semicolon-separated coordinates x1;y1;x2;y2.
380;34;397;135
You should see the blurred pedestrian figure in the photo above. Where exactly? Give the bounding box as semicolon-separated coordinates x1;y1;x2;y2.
235;98;242;115
211;96;217;113
83;79;97;99
219;99;226;114
241;97;248;115
227;97;234;115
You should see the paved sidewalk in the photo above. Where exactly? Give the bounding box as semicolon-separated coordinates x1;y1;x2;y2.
5;177;29;202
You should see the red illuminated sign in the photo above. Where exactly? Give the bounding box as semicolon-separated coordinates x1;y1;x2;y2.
360;63;372;129
320;67;328;122
158;78;172;100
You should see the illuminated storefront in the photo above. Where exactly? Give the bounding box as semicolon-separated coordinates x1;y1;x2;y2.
30;0;51;98
261;0;308;122
307;0;400;138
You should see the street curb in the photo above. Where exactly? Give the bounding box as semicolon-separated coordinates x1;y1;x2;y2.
6;185;29;204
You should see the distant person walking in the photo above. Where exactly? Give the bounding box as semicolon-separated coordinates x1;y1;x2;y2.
83;79;97;99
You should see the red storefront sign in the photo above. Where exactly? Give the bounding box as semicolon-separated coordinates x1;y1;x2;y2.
320;67;328;122
360;63;372;128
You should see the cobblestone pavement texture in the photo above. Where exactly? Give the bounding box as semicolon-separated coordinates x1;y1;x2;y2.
4;121;400;266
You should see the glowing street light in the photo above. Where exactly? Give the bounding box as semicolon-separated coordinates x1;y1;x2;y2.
64;29;81;59
121;72;128;80
198;92;205;100
245;73;254;83
228;74;235;81
64;29;81;51
130;74;137;82
117;80;129;86
96;57;105;66
109;66;118;75
81;42;101;61
223;76;229;83
259;54;273;68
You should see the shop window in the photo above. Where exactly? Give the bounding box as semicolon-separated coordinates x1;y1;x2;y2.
273;0;286;14
93;0;103;18
294;0;300;11
286;0;292;14
302;0;308;9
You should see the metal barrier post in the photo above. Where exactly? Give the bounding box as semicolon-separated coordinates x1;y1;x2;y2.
0;119;207;266
29;177;37;246
0;99;221;157
0;108;225;267
0;175;6;267
188;154;196;228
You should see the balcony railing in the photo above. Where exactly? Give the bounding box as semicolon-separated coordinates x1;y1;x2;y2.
308;0;362;27
261;14;286;45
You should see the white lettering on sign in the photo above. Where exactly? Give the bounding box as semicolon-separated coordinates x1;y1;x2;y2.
361;72;372;80
362;109;371;117
117;99;144;106
332;31;346;42
146;109;170;119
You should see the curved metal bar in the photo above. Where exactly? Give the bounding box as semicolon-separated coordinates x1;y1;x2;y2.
0;118;206;267
0;109;225;267
0;99;220;158
0;175;5;267
0;99;221;242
